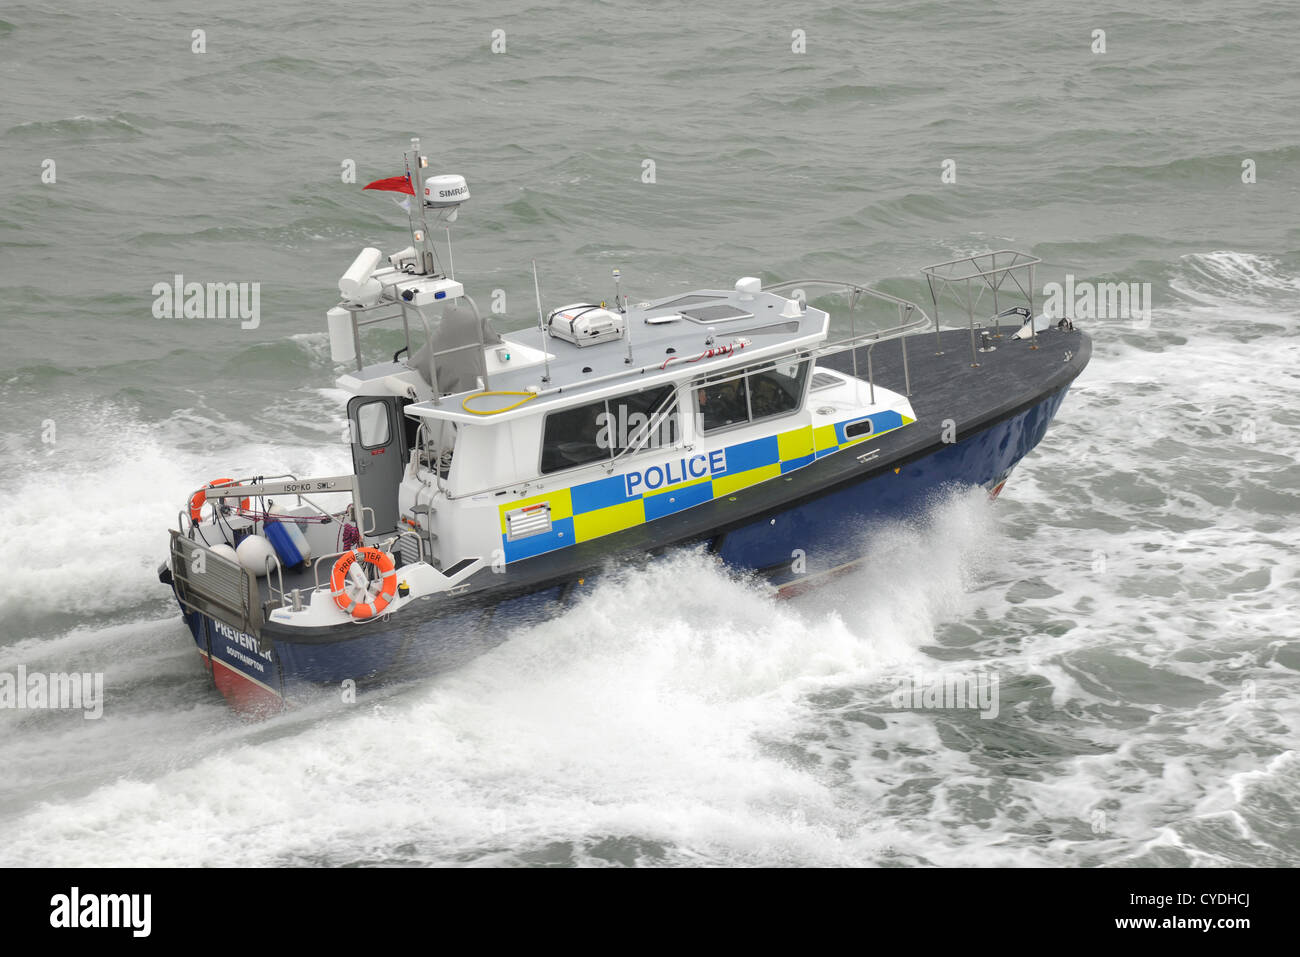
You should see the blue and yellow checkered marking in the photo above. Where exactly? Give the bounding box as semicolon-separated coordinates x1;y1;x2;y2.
642;478;713;520
570;474;628;514
498;488;575;562
498;412;914;562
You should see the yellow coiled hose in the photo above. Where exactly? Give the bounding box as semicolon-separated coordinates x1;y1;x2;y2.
460;390;539;415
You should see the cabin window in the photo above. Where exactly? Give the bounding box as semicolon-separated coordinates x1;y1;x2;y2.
540;384;679;475
698;377;750;433
696;358;810;434
540;398;609;473
355;400;391;449
608;384;678;453
749;359;807;422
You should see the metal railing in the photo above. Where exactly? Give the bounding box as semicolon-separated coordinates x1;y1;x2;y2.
762;279;933;399
262;553;287;611
176;472;350;534
341;292;489;398
168;531;265;639
310;529;425;598
176;472;365;614
921;250;1043;363
766;251;1043;386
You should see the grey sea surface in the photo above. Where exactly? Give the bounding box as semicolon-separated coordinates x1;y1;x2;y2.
0;1;1296;865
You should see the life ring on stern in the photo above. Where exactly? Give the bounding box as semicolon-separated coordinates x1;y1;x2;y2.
330;547;398;620
188;477;251;522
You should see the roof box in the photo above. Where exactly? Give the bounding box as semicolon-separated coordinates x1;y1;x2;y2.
546;303;625;347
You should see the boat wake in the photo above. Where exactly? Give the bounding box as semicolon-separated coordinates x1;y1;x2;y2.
0;484;998;866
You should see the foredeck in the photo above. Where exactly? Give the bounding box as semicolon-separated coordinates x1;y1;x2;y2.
821;322;1090;443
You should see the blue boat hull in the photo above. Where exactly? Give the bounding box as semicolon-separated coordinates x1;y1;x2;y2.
718;378;1069;581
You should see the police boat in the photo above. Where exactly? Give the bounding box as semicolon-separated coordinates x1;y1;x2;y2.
159;138;1091;714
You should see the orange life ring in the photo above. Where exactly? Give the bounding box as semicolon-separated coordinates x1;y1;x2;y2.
188;477;251;523
330;546;398;620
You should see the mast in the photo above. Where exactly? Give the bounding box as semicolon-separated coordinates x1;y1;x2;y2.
408;137;437;275
532;259;551;383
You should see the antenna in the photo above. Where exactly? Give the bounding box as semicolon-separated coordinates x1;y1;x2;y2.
401;151;422;269
532;259;551;383
614;268;635;364
409;137;436;275
445;226;455;280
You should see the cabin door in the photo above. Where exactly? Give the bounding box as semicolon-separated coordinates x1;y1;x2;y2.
347;396;405;537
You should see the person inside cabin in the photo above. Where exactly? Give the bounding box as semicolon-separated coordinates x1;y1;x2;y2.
748;370;791;419
698;379;748;432
698;363;805;432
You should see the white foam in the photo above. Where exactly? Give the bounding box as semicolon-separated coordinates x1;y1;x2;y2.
0;402;350;631
0;495;1001;866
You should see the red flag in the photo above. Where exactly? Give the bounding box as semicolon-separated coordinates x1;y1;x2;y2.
363;173;414;195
